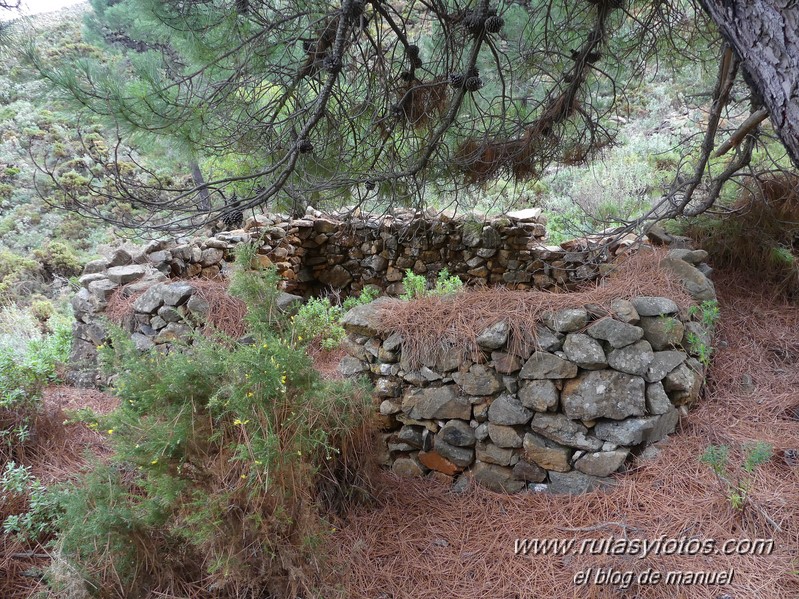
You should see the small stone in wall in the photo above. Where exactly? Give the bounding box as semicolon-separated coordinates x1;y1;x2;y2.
432;439;474;467
645;382;673;415
472;462;526;493
418;450;460;476
645;350;687;382
337;356;369;377
639;317;685;351
379;400;402;416
609;298;640;324
453;364;503;395
607;340;654;376
548;471;614;495
593;417;657;446
543;308;588;333
476;320;509;350
523;432;573;472
631;296;679;317
512;460;547;482
563;333;607;370
403;386;472;420
487;423;524;448
106;264;147;285
519;352;578;379
586;318;644;348
487;393;533;426
530;413;602;451
491;351;523;374
518;379;559;411
392;455;426;477
660;255;716;301
574;449;629;477
475;442;516;467
440;420;476;447
133;283;167;314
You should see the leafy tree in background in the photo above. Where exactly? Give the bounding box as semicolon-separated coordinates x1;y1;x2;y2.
30;0;799;233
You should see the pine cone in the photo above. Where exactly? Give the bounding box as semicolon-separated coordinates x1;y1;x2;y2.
484;15;504;33
298;139;313;153
449;73;465;89
464;76;483;92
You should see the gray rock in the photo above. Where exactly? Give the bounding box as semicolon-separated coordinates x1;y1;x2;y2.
472;461;526;493
663;362;702;396
610;298;640;324
440;420;476;447
433;439;474;467
87;279;119;302
659;257;716;301
397;426;426;448
487;423;524;448
383;332;403;352
476;320;509;350
683;321;712;354
276;292;304;314
474;422;490;442
488;393;533;425
150;316;167;330
563;333;607;369
475;441;515;466
132;283;166;314
392;455;425;477
543;308;588;332
186;294;210;317
532;325;564;352
375;377;401;398
106;264;147;285
200;248;224;266
640;316;685;351
341;297;397;336
574;449;629;477
157;305;182;323
667;248;709;265
83;258;109;275
549;471;613;494
518;379;559;411
519;352;578;379
561;370;646;420
506;208;542;222
607;340;654;376
318;264;353;288
148;250;172;264
420;366;442;381
512;460;547;482
491;351;523;374
453;364;503;395
131;332;154;352
645;408;679;443
593;417;657;446
155;322;192;344
530;413;603;451
79;272;107;288
586;318;644;348
645;350;687;382
631;296;679;316
379;400;401;415
523;432;573;472
403;386;472;420
107;247;133;267
645;382;673;415
337;356;369;376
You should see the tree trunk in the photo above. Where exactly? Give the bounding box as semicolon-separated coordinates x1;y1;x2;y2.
700;0;799;168
190;160;211;212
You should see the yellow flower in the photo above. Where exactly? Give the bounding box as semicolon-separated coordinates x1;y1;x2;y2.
254;460;262;465
296;450;302;456
297;335;303;341
240;474;247;479
151;459;158;465
263;344;268;348
247;392;254;398
280;375;286;385
233;418;250;426
107;429;114;435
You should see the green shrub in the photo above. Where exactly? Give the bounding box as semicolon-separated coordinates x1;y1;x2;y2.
701;441;773;512
400;268;464;300
1;461;59;541
0;249;43;302
33;240;83;278
293;297;345;350
53;246;374;597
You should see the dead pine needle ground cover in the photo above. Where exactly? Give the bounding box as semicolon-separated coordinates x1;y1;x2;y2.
377;247;693;367
325;269;799;599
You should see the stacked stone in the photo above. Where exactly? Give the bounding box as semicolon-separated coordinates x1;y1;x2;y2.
340;268;716;494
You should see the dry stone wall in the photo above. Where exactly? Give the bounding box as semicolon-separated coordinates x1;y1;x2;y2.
69;209;622;386
339;250;717;495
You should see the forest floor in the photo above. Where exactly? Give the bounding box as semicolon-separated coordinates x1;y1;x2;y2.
3;268;798;598
324;269;799;599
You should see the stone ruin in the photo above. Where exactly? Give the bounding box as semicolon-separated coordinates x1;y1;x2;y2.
67;209;718;494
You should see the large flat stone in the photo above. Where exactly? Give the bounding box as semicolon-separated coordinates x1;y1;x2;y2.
487;393;533;425
341;297;398;336
563;333;607;369
530;413;602;451
403;386;471;420
519;352;578;379
561;370;646;420
518;379;559;411
453;364;503;395
607;340;654;376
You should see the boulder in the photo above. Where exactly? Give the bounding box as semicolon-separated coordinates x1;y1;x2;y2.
106;264;147;285
543;308;588;333
659;257;716;301
640;316;685;351
341;297;397;336
630;296;679;316
645;350;687;382
476;320;509;350
574;449;629;477
607;340;654;376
